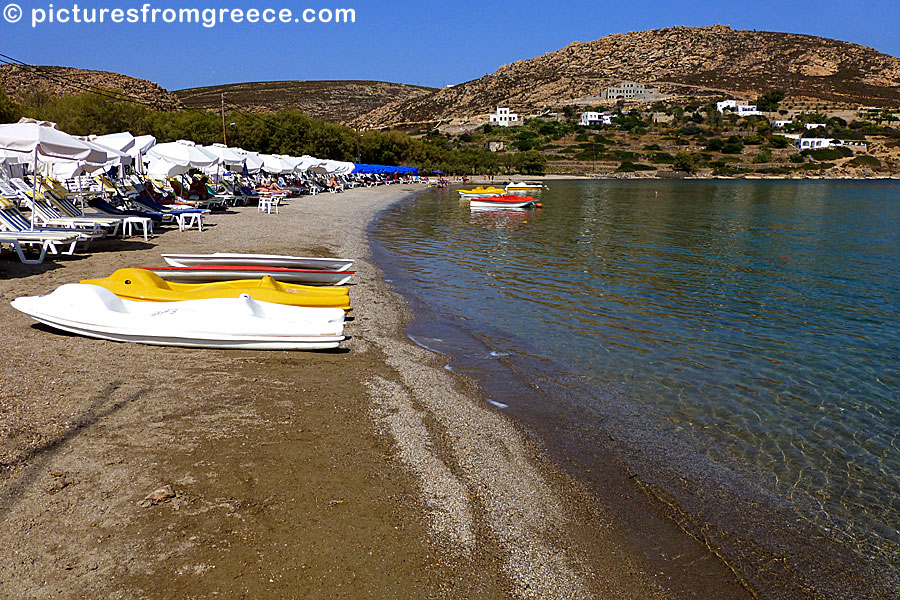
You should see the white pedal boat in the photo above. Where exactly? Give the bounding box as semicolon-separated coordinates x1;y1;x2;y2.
162;252;354;272
12;284;346;350
505;181;544;192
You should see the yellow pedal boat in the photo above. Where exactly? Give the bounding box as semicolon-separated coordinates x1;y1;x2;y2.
81;269;351;310
458;186;506;198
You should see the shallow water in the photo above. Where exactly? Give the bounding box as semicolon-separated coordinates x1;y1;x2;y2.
370;179;900;594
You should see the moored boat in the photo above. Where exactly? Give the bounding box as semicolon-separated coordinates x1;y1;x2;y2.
470;195;541;209
162;252;354;272
81;268;351;310
505;181;544;192
11;284;345;350
141;265;354;286
458;186;507;198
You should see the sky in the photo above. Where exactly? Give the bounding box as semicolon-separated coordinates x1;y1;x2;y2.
1;0;899;92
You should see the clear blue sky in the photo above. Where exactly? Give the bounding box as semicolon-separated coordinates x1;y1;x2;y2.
1;0;899;91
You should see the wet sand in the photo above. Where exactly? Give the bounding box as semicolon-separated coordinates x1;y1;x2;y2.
1;184;749;598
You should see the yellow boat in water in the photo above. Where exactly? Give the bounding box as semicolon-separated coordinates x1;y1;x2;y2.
81;268;351;310
458;186;506;198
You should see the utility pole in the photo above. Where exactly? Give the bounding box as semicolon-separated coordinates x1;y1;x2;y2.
221;94;227;146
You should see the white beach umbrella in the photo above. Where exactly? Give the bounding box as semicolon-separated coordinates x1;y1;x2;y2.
129;135;157;159
243;151;264;174
92;132;136;155
260;154;294;175
0;121;96;229
308;160;331;175
147;140;218;170
129;135;157;174
0;148;26;165
146;157;189;179
204;144;244;168
228;147;264;174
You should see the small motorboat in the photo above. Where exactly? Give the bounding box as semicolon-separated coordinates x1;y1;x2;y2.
162;252;354;272
470;195;541;209
12;284;345;350
457;186;507;199
141;265;354;286
81;269;351;310
505;181;544;192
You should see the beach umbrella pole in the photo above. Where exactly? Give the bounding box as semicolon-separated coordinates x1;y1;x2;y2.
30;148;37;231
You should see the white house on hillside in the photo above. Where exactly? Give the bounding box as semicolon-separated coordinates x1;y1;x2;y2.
805;123;826;130
773;120;793;128
716;100;762;116
580;112;613;126
489;107;519;127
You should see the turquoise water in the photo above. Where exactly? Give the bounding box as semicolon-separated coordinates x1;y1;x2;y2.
370;180;900;594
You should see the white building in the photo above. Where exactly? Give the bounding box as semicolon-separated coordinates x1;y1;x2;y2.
716;100;762;116
805;123;826;130
793;138;837;149
604;82;667;101
773;120;793;128
580;111;614;126
489;107;519;127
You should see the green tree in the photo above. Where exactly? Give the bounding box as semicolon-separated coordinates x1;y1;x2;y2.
515;150;547;174
755;89;786;112
0;85;20;123
673;152;700;173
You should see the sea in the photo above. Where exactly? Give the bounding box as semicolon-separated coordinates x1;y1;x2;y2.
368;179;900;596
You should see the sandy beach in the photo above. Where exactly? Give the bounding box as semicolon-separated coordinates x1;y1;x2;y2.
0;184;751;599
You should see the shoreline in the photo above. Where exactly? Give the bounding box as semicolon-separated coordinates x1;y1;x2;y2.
0;184;749;598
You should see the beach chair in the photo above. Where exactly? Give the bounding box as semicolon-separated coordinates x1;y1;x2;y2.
8;187;119;237
0;229;80;264
0;197;97;250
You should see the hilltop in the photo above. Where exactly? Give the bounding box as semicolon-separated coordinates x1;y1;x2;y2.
359;25;900;129
0;64;183;111
175;80;435;125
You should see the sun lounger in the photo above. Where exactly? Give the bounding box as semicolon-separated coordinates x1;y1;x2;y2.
0;196;103;247
0;230;79;264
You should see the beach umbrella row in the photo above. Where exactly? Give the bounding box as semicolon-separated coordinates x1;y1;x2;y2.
0;120;419;207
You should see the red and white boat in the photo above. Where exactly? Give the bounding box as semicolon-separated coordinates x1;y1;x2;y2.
470;195;541;209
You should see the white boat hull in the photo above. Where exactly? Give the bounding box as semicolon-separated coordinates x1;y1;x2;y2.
470;199;535;209
459;192;503;199
144;267;353;286
12;284;346;350
163;252;354;272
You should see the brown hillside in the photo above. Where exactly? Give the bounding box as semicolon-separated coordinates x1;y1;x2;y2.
0;65;182;111
360;25;900;128
175;80;435;125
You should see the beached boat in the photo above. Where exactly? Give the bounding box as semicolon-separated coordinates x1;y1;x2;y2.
141;265;354;286
457;186;507;199
11;284;346;350
470;195;541;209
81;269;351;310
162;252;354;272
505;181;544;192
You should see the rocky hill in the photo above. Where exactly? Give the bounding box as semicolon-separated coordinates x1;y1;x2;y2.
175;80;435;125
359;25;900;128
0;65;182;111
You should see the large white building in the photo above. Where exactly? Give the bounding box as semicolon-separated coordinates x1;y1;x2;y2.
580;112;614;126
716;100;762;117
603;82;667;101
489;107;519;127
